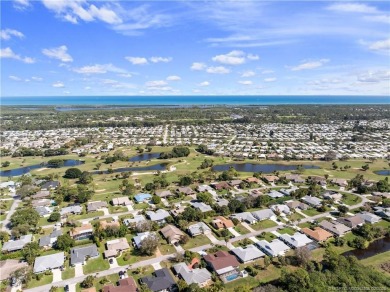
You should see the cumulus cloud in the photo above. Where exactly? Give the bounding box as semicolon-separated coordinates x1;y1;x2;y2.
357;70;390;83
31;76;43;81
326;3;379;14
125;56;148;65
238;80;253;85
73;63;126;74
0;29;24;40
206;66;230;74
0;47;35;63
42;45;73;62
166;75;181;81
367;39;390;54
199;81;210;86
291;59;329;71
9;75;22;81
241;70;256;77
191;62;207;71
264;77;277;82
13;0;30;9
150;57;172;63
212;50;259;65
52;81;65;88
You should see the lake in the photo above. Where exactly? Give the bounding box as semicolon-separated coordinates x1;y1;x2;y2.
212;163;320;173
342;237;390;260
128;153;160;162
375;170;390;176
0;160;85;177
92;163;168;174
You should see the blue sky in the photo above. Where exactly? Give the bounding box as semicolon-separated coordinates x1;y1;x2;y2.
1;0;389;96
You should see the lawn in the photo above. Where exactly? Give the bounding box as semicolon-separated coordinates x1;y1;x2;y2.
117;248;154;266
251;219;278;231
108;205;128;214
76;273;121;292
288;212;305;222
62;265;75;280
234;224;250;235
134;202;149;210
302;208;321;217
183;235;211;249
83;256;110;274
26;273;53;288
340;192;362;206
361;250;390;272
68;210;104;221
257;232;277;242
277;227;296;235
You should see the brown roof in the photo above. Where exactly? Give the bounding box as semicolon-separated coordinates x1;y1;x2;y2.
204;251;240;271
69;223;93;237
160;224;184;244
301;227;333;242
263;175;279;182
100;220;120;230
246;177;261;183
102;277;137;292
212;216;234;229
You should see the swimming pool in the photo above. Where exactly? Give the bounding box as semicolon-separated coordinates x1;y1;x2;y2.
225;274;239;281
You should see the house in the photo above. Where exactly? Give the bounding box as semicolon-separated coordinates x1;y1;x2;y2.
132;232;156;249
2;234;32;252
229;180;242;187
197;185;214;193
245;177;261;184
262;175;279;184
112;196;132;206
102;277;137;292
123;215;147;228
160;224;185;244
188;222;211;237
31;190;51;200
337;216;365;228
170;203;186;217
215;198;229;207
60;205;82;217
286;201;309;210
319;220;351;237
301;195;322;207
321;191;343;201
104;238;130;258
356;212;381;224
39;228;62;248
231;245;265;263
35;206;53;217
0;260;28;281
177;187;196;196
285;174;305;183
301;227;333;242
212;182;230;191
100;220;120;230
203;251;240;278
146;209;171;223
279;188;297;196
41;181;60;190
70;244;99;266
310;176;327;186
279;232;313;249
331;178;348;187
373;207;390;220
255;239;290;257
70;223;93;240
155;190;173;198
267;190;284;198
32;199;52;208
372;192;390;199
190;201;213;213
270;204;291;215
140;268;177;292
87;201;108;212
33;252;64;273
173;262;212;287
230;212;257;224
212;216;234;229
134;193;152;203
251;209;276;221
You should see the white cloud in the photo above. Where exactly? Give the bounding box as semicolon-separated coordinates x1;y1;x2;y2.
42;0;122;24
238;80;253;85
118;73;132;78
357;70;390;83
167;75;181;81
291;59;329;71
0;47;35;63
247;54;259;60
150;57;172;63
145;80;168;87
42;45;73;62
9;75;22;81
212;50;259;65
125;56;148;65
206;66;231;74
52;81;65;88
364;15;390;24
73;64;126;74
368;39;390;54
326;3;379;14
199;81;210;86
307;78;343;85
13;0;29;9
191;62;207;71
31;76;43;81
0;29;24;40
241;70;256;77
264;77;277;82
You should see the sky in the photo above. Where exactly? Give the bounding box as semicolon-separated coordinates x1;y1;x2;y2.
1;0;389;96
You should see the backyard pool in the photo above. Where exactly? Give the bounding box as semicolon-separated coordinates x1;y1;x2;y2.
225;274;239;282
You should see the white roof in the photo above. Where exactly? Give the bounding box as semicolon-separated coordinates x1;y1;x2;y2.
231;244;265;262
33;252;64;273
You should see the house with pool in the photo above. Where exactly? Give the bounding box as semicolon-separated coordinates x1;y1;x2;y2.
203;251;242;283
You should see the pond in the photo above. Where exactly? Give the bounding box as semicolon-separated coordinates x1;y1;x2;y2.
212;163;320;173
375;170;390;176
91;163;168;174
0;160;85;177
128;153;160;162
342;237;390;260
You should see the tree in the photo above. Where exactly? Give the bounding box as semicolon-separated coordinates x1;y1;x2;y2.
361;164;370;171
264;256;271;268
179;234;189;244
10;267;31;286
64;168;82;179
55;234;75;251
197;192;213;205
1;161;10;167
47;159;65;168
294;246;311;267
11;208;40;228
79;171;93;184
349;236;368;249
0;231;10;243
22;242;40;265
280;268;311;291
337;205;349;215
152;195;161;204
179;176;193;186
48;212;61;222
135;221;153;233
139;234;159;256
81;275;94;288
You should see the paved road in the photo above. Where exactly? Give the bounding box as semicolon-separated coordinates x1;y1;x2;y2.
1;194;20;233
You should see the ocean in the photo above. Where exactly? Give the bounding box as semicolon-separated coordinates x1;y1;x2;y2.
1;95;389;106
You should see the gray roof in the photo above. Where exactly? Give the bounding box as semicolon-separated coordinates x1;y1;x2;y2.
279;232;312;248
215;198;229;207
2;234;32;252
356;212;381;223
39;229;62;247
256;239;290;257
146;209;170;221
87;201;107;212
140;268;176;292
268;190;284;198
190;201;213;213
319;220;351;236
230;212;257;223
60;205;82;216
301;195;322;206
188;222;211;236
70;244;99;265
35;206;53;216
173;263;212;285
34;252;64;273
251;209;275;220
123;215;147;227
231;244;265;262
132;232;157;249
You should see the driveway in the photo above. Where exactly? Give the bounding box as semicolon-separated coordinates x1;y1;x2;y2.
174;244;184;253
126;205;134;211
228;227;241;237
52;268;62;282
152;262;162;270
100;207;110;216
241;222;255;233
249;236;259;243
205;233;221;244
109;258;119;268
74;264;84;277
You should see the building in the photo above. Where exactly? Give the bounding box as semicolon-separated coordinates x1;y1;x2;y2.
203;251;240;279
177;187;196;196
31;190;51;200
87;201;108;212
160;224;185;245
319;220;351;237
0;260;28;281
356;212;381;224
230;212;257;224
112;196;132;206
190;201;213;213
146;209;171;223
104;238;130;258
155;190;173;198
2;234;32;252
301;196;322;207
134;193;152;203
331;178;348;187
278;232;313;249
33;252;65;273
301;227;333;242
41;181;60;190
231;245;265;263
123;215;147;228
286;201;309;210
212;216;234;229
173;262;212;287
321;191;343;201
251;209;276;221
132;232;156;249
70;223;93;240
140;268;177;292
100;220;120;230
337;216;365;228
39;229;62;248
35;206;53;217
285;174;305;183
188;222;211;237
60;205;82;217
262;175;279;184
268;190;284;198
255;239;290;257
70;244;99;266
270;204;291;215
102;277;137;292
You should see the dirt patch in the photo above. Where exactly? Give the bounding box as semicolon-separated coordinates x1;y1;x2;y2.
36;168;49;172
96;189;106;192
155;247;162;257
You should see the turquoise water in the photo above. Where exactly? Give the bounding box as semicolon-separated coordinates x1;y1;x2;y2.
225;274;239;281
1;95;389;105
